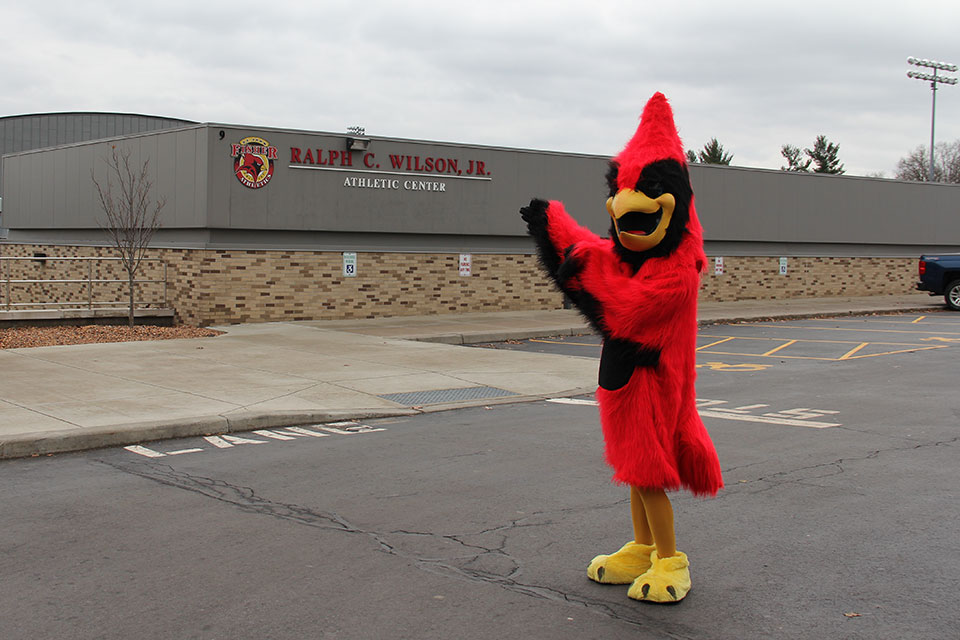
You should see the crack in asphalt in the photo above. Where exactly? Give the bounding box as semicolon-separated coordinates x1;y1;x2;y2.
94;432;958;635
717;436;958;496
97;457;696;637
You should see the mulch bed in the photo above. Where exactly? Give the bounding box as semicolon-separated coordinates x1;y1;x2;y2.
0;324;223;349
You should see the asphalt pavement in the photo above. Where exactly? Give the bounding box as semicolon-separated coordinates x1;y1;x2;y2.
0;293;944;459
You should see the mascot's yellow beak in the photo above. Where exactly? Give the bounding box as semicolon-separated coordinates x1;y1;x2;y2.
606;189;675;252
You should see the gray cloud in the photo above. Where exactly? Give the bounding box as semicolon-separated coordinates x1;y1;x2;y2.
3;0;959;176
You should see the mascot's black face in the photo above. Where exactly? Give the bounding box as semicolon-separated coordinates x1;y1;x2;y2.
605;159;692;265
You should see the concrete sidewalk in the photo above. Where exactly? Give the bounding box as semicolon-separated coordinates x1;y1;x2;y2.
0;293;945;459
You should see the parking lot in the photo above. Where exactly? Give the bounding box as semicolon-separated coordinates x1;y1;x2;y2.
3;311;958;639
479;311;960;435
488;312;959;368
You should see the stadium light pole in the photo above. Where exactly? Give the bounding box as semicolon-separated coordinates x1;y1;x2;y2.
906;57;958;182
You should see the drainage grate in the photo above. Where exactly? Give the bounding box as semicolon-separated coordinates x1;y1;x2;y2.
379;386;517;406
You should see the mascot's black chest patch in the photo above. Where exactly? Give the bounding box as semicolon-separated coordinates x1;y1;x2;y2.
598;338;661;391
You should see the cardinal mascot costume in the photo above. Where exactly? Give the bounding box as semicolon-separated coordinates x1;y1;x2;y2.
520;92;723;603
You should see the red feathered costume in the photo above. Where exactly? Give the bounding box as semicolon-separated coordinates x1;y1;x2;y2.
521;92;721;603
522;92;722;497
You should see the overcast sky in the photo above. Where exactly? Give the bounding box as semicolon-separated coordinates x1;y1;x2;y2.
4;0;960;177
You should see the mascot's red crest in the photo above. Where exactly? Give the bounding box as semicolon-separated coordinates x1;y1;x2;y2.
613;92;687;191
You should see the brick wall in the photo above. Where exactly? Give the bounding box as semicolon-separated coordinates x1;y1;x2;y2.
1;243;916;326
700;256;915;301
162;249;563;326
0;244;167;311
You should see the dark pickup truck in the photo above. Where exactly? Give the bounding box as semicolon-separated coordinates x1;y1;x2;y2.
917;253;960;310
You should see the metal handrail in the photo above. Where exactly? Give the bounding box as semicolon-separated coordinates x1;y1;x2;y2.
0;256;168;311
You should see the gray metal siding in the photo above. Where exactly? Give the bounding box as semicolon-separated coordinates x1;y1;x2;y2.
3;126;209;231
3;122;959;255
204;125;610;237
689;164;960;246
0;112;195;206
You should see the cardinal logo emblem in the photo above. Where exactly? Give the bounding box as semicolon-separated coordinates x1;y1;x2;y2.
231;136;278;189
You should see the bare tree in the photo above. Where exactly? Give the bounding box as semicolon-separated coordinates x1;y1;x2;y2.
92;146;165;326
896;140;960;183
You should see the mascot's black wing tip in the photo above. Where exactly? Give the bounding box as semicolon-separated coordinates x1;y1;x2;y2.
520;198;563;279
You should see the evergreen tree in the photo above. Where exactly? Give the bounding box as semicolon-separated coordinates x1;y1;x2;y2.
780;144;811;172
805;135;845;174
685;149;698;164
697;138;733;165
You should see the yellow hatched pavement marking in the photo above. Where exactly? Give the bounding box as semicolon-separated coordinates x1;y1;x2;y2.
737;323;960;336
838;342;869;360
697;334;949;361
528;333;952;361
697;337;735;351
810;316;943;325
761;340;797;356
843;345;948;359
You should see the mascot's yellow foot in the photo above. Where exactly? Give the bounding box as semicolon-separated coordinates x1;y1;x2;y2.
627;551;691;603
587;541;656;584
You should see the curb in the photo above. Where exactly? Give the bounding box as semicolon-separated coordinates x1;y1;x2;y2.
1;303;945;460
0;409;417;460
418;304;946;345
696;305;945;327
0;388;599;461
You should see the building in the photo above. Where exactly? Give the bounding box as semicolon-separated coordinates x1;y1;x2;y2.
2;113;959;325
0;112;194;231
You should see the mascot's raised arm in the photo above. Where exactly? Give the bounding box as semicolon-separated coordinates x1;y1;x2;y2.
520;92;723;603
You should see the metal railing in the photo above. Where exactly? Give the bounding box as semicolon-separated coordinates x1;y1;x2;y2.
0;256;167;311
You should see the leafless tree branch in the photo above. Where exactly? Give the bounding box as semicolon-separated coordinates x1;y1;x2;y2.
91;145;165;326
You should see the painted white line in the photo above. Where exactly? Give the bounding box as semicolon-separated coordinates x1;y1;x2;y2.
546;398;598;406
204;436;233;448
696;399;728;408
222;434;268;445
326;421;360;427
124;445;166;458
708;404;771;414
253;430;297;441
548;397;841;429
272;430;305;437
320;425;387;435
285;426;331;438
699;410;840;429
166;448;204;455
321;427;359;435
763;408;841;420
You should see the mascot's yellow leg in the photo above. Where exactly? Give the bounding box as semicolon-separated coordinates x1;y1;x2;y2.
586;487;657;584
627;487;691;603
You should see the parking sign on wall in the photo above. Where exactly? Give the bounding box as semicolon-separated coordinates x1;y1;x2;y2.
343;252;357;277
